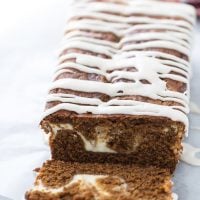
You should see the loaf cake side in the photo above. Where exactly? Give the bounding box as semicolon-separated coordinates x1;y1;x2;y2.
25;160;172;200
40;0;195;172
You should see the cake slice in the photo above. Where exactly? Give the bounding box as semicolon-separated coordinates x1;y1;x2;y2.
25;160;172;200
41;0;195;172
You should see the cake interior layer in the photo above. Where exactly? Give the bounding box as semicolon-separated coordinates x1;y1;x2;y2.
42;114;185;172
25;160;172;200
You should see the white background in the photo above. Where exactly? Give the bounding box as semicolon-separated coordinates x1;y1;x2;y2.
0;1;199;199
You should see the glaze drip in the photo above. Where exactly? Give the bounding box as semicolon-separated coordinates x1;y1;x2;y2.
43;0;196;133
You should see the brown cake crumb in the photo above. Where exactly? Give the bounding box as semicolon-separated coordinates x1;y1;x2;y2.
25;160;172;200
40;0;195;173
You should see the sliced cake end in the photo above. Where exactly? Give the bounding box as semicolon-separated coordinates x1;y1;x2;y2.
25;160;172;200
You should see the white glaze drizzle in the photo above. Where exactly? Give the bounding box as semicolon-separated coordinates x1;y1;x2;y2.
43;0;196;133
172;193;178;200
181;143;200;166
58;55;189;81
190;102;200;114
69;13;193;30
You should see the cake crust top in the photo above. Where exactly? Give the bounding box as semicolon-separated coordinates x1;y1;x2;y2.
42;0;196;131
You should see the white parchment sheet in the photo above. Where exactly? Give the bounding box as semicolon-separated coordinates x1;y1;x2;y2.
0;1;199;199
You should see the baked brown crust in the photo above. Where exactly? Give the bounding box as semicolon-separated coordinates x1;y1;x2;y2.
40;0;194;173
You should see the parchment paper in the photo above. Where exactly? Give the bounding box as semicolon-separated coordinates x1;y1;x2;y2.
0;1;199;199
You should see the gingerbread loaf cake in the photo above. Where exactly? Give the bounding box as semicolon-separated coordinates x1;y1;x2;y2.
25;160;172;200
41;0;195;172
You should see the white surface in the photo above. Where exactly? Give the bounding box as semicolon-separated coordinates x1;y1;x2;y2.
0;1;199;200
